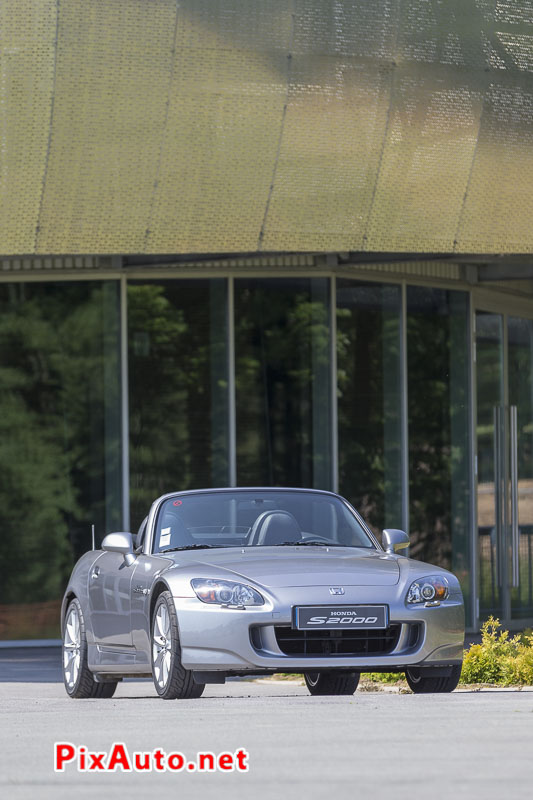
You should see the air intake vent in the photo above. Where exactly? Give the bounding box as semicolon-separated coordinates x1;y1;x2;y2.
273;624;402;657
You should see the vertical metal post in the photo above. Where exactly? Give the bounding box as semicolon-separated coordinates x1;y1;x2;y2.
469;299;479;630
228;276;237;487
400;282;409;535
502;315;511;623
510;404;520;587
330;275;338;493
493;405;504;588
120;275;130;531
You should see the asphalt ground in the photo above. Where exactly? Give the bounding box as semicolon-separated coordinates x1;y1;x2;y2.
1;648;533;800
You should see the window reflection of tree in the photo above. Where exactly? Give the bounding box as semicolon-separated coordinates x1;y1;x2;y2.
128;281;228;533
0;283;121;639
407;289;469;584
234;280;330;489
337;282;402;536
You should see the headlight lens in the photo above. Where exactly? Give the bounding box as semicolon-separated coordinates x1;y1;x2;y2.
406;575;449;604
191;578;264;606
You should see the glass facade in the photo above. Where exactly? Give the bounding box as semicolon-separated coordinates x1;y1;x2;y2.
407;288;471;615
235;278;331;489
2;269;533;639
508;318;533;620
476;312;504;618
477;313;533;623
0;281;121;639
128;280;228;532
337;280;402;534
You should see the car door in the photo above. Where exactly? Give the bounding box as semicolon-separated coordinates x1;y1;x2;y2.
88;550;137;647
130;552;174;655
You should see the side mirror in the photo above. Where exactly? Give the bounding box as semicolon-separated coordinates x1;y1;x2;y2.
382;529;410;556
102;532;136;566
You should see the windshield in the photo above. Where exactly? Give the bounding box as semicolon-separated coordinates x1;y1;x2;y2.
152;490;375;553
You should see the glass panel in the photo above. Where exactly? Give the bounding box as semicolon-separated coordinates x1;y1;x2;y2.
407;288;471;621
508;317;533;620
476;312;504;619
235;278;331;488
336;280;402;533
128;280;228;531
153;489;374;552
0;281;121;639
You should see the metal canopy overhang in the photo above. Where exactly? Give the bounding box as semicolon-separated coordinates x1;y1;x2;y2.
1;2;533;257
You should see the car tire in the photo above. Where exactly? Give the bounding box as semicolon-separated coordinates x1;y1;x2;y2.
63;598;118;699
151;591;205;700
405;664;462;694
304;671;360;696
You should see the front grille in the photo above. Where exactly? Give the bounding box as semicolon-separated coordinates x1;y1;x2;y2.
273;624;402;657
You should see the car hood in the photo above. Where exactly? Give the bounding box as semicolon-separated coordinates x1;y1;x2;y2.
172;547;400;587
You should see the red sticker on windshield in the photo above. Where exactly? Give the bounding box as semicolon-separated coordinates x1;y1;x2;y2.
173;500;183;506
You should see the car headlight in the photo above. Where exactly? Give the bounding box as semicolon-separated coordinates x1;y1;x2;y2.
191;578;264;606
406;575;449;604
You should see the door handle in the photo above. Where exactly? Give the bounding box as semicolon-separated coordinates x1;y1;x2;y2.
493;405;504;588
510;405;520;587
91;566;101;579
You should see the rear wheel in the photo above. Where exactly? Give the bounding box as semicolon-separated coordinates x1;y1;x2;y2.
405;664;462;694
304;671;360;696
151;591;205;699
63;598;118;699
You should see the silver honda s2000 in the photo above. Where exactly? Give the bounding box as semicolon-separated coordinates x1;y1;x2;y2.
61;488;464;699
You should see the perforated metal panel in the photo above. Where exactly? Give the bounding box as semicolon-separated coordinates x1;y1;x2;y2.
0;1;57;253
1;1;533;255
147;0;290;253
37;0;178;253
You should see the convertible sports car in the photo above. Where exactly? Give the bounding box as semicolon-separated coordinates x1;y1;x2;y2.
61;488;464;699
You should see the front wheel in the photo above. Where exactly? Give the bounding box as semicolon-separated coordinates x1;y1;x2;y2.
151;591;205;699
304;671;360;696
405;664;462;694
63;598;117;699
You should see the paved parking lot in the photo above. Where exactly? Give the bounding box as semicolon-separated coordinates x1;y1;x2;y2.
1;648;532;800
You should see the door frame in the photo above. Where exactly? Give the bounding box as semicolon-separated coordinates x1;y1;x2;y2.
471;288;533;631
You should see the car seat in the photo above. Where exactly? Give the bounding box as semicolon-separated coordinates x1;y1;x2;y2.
249;510;302;546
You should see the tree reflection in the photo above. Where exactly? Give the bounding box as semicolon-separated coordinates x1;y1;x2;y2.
0;283;121;638
234;279;331;488
407;289;470;588
128;281;228;532
337;282;402;534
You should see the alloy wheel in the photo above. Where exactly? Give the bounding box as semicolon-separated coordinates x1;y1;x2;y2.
152;603;172;690
63;605;81;690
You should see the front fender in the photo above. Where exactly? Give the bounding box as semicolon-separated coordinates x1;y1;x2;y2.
60;551;100;641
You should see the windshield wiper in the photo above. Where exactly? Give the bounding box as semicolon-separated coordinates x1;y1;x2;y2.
274;541;346;547
162;544;230;553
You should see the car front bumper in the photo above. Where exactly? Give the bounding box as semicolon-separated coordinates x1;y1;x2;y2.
174;589;464;673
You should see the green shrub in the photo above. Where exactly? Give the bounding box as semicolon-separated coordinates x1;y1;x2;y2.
461;617;533;686
270;619;533;688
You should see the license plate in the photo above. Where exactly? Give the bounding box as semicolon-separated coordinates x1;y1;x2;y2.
294;605;388;630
